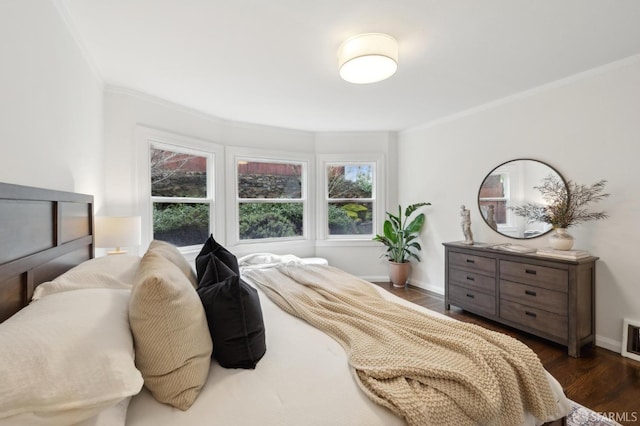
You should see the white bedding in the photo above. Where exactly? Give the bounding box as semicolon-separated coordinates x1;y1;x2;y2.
125;254;570;426
23;254;569;426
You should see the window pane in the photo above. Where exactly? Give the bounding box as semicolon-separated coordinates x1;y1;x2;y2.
239;202;303;240
479;200;508;225
151;148;207;197
153;202;209;246
327;164;373;199
478;174;505;198
328;202;373;235
238;161;302;199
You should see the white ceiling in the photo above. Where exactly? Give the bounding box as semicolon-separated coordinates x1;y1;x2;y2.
58;0;640;132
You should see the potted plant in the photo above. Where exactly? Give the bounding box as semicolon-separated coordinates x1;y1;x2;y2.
510;175;609;250
373;202;431;287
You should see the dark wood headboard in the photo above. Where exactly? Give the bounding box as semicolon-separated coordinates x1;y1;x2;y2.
0;182;94;322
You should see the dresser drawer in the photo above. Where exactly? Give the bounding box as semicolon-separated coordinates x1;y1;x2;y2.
500;280;567;316
444;242;597;357
449;284;496;316
449;252;496;276
500;260;568;292
450;268;495;295
500;300;567;340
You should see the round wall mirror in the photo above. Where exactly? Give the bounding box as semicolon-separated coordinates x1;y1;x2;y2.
477;159;566;239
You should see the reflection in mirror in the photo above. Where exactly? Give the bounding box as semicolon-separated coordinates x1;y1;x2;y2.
478;159;566;239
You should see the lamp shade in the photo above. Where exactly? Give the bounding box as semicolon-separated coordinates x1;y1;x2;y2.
338;33;398;84
94;216;141;254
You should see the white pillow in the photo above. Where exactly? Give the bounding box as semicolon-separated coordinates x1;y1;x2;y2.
0;289;143;425
32;255;141;301
74;397;131;426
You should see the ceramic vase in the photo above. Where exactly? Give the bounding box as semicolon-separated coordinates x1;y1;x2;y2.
389;261;410;288
549;228;574;250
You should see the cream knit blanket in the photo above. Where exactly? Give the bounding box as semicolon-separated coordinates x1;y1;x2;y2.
244;264;559;426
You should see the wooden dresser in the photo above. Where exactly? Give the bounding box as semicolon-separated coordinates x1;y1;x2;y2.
443;242;598;357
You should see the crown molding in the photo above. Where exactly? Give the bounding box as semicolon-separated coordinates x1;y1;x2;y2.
105;85;316;137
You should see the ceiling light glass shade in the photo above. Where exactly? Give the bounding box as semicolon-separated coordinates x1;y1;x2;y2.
338;33;398;84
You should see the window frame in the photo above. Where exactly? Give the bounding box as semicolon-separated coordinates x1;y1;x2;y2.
316;153;385;243
136;126;225;253
478;168;518;234
226;147;313;247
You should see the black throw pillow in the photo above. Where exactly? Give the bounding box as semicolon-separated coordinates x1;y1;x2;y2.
197;255;266;369
195;234;239;282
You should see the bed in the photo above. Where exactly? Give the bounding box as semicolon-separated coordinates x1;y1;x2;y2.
0;183;570;426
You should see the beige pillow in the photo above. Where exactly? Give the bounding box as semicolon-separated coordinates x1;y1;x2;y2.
147;240;198;287
130;250;212;410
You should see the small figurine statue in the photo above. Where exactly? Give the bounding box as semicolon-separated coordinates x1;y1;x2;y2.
460;205;474;245
486;204;497;231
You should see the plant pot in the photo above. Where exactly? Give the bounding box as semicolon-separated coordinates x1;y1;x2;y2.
389;261;410;288
549;228;574;250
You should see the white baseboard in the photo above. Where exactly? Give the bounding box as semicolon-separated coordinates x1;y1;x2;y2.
359;275;389;283
595;335;621;354
360;276;445;296
407;279;444;295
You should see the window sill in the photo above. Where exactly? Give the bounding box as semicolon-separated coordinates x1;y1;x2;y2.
315;239;379;248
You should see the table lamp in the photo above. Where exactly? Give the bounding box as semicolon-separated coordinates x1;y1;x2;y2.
94;216;141;255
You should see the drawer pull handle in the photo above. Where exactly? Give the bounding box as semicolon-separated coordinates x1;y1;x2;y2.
525;290;537;296
466;276;475;281
466;259;475;264
525;269;537;275
525;311;537;318
466;293;475;299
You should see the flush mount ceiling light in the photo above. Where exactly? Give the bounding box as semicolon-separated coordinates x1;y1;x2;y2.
338;33;398;84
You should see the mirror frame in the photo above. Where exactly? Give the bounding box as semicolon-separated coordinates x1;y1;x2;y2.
477;158;567;240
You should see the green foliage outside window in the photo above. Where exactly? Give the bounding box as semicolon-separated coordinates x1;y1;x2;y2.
328;203;372;235
328;204;355;234
154;203;209;232
342;203;369;220
153;203;210;246
239;203;303;239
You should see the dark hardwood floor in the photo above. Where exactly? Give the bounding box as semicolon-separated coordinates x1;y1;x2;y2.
372;282;640;426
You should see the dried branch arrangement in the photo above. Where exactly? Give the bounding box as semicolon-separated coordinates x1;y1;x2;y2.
510;175;609;228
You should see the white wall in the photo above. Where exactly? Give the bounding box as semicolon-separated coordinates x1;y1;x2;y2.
0;0;104;206
398;56;640;352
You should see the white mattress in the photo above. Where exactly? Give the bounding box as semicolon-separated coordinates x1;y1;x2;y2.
126;256;570;426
